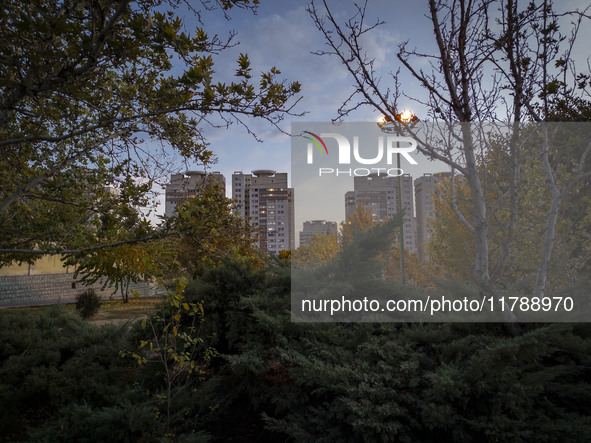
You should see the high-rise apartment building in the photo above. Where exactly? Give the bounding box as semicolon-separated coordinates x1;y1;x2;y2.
232;170;294;254
299;220;338;247
414;172;451;260
164;171;225;217
345;173;416;254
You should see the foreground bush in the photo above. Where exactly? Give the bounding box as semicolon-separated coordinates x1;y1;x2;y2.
0;306;147;440
0;303;212;441
184;258;591;442
2;258;591;441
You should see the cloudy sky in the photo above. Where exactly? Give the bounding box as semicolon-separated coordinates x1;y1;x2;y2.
152;0;443;224
196;0;433;173
152;0;590;233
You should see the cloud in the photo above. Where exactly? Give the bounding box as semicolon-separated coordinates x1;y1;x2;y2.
358;27;399;70
235;5;359;120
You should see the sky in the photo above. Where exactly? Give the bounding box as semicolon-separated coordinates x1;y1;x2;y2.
150;0;591;235
194;0;435;172
151;0;445;227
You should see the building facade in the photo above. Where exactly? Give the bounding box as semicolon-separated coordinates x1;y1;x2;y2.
345;173;417;254
164;171;225;217
299;220;338;247
232;170;295;254
414;172;451;260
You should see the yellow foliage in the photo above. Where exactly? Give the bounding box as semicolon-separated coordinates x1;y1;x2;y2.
292;232;340;268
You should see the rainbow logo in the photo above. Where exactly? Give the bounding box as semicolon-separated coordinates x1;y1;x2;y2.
303;131;328;155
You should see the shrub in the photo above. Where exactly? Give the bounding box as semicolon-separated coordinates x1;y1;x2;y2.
188;259;591;442
75;289;102;319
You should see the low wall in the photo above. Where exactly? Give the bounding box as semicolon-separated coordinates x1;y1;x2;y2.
0;273;165;308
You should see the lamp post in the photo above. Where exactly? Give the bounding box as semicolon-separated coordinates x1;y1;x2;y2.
377;111;418;285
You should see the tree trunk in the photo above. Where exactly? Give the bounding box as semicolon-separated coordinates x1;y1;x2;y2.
534;195;561;298
121;278;130;303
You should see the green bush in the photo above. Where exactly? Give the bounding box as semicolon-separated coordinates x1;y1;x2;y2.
0;300;218;441
0;306;148;441
3;254;591;441
187;258;591;442
75;288;101;319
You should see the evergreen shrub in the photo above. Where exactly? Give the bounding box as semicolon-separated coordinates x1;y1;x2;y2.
185;249;591;441
75;288;101;319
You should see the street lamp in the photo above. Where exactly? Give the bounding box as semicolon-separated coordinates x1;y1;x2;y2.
377;111;419;285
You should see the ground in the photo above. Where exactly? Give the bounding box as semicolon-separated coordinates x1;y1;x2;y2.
0;297;165;325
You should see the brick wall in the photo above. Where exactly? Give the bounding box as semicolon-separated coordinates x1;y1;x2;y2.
0;273;165;308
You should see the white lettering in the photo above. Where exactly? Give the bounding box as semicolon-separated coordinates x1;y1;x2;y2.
353;136;383;164
386;136;418;165
321;133;351;164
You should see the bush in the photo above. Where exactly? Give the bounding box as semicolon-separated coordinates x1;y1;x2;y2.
187;259;591;442
75;289;101;319
0;306;143;440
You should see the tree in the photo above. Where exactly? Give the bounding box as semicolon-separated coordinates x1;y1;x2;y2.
426;177;473;280
337;204;434;287
70;179;264;297
70;239;175;303
292;231;340;268
171;183;264;278
61;175;177;302
426;122;591;296
122;277;215;436
308;0;591;319
549;101;591;280
278;249;292;262
340;205;375;244
530;124;591;297
427;156;542;285
67;181;263;298
0;0;301;264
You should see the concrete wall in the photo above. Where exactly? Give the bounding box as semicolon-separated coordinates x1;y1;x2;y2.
0;273;164;308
